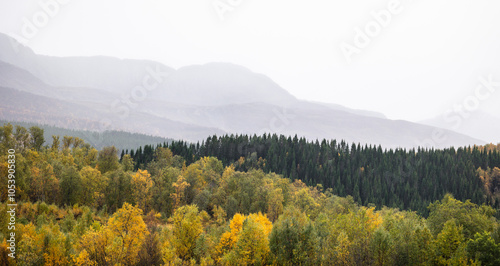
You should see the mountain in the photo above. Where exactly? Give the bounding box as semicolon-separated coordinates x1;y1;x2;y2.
0;32;485;149
128;101;482;148
0;33;295;106
0;34;175;94
150;63;298;106
0;85;226;142
310;101;386;119
0;60;119;105
421;111;500;144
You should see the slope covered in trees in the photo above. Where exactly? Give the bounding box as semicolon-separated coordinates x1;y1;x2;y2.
127;134;500;215
0;120;173;151
1;124;500;265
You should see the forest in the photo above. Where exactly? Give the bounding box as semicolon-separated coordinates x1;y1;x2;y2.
1;123;500;265
127;134;500;215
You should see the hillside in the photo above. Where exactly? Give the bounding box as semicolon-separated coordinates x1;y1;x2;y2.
0;120;173;151
422;111;500;144
0;85;227;141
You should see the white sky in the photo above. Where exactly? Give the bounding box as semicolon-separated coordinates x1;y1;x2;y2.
0;0;499;121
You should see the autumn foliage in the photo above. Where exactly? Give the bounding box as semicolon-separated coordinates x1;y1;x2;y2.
1;124;500;265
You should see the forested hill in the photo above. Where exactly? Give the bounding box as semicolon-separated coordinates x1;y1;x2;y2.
0;120;173;151
126;134;500;215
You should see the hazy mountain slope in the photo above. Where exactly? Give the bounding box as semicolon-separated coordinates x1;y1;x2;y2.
0;34;175;95
0;86;226;142
309;101;387;119
131;101;484;148
0;60;57;98
421;112;500;144
0;33;296;106
0;60;120;107
150;63;298;106
0;86;106;128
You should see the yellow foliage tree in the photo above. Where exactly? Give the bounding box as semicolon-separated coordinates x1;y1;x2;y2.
39;223;70;266
213;205;227;226
171;175;190;211
30;162;59;203
106;202;148;265
75;227;110;266
215;213;245;262
334;231;352;265
222;212;273;265
74;249;98;266
132;169;153;211
17;223;44;265
249;212;273;237
221;165;235;183
0;239;12;265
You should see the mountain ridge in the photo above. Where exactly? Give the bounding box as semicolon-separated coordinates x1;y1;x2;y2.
0;32;486;149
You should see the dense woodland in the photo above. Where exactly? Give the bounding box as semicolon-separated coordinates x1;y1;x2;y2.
127;134;500;215
1;123;500;265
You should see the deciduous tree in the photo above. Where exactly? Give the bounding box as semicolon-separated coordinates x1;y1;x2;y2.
171;205;204;261
107;202;148;265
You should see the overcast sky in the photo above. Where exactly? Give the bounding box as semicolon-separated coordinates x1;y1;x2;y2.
0;0;499;122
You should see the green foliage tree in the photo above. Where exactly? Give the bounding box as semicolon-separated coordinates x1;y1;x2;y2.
51;135;60;151
151;166;179;216
434;220;465;265
269;207;318;265
121;154;135;172
29;126;45;151
80;166;107;207
371;227;393;266
105;169;133;212
427;194;497;239
171;205;204;261
97;146;120;174
60;165;82;206
14;125;30;153
0;123;14;154
466;231;500;266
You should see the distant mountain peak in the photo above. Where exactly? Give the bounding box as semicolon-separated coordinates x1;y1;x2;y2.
163;62;298;106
